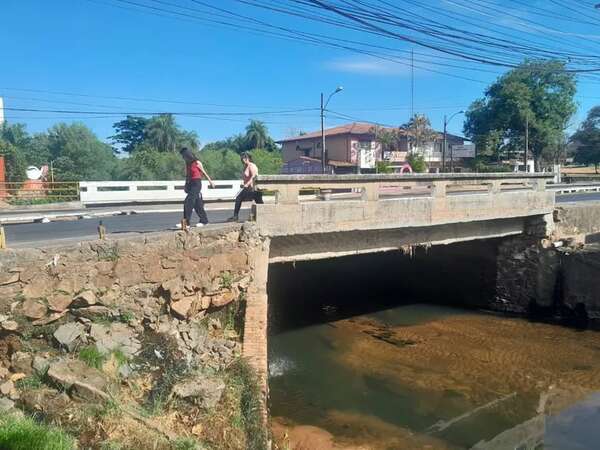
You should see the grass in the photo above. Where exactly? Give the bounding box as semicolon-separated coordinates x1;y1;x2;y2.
97;246;119;262
0;415;75;450
173;437;205;450
79;345;105;369
15;373;45;390
220;272;233;289
227;359;268;450
119;311;135;324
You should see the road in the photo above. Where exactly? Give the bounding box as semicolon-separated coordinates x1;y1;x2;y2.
2;192;598;248
3;209;250;248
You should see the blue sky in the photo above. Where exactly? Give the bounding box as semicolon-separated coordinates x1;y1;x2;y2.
2;0;600;145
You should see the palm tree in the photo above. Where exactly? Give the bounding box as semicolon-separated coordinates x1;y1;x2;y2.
402;114;437;152
245;120;269;150
145;114;179;152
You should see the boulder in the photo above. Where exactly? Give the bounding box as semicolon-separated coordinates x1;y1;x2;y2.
21;300;47;320
0;397;15;413
19;388;72;420
162;278;184;301
211;290;237;308
71;306;114;320
10;352;33;375
0;380;14;396
170;296;194;320
32;356;50;375
171;377;225;409
54;323;86;352
1;321;18;332
89;323;140;359
47;293;73;312
47;359;109;401
72;290;96;307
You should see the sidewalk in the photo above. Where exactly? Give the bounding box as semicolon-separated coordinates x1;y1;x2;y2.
0;202;240;225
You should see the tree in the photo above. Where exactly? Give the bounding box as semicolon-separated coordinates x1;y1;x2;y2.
245;120;269;150
464;60;576;169
370;126;403;152
144;114;180;152
46;123;116;181
571;106;600;173
402;114;437;152
250;149;283;174
407;153;427;173
199;149;243;179
111;116;150;154
0;123;31;182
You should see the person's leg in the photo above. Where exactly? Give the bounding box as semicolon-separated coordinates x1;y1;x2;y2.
254;189;264;204
194;185;209;225
230;188;251;220
187;181;207;224
183;187;195;224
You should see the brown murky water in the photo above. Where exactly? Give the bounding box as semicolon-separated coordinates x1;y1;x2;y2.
269;305;600;450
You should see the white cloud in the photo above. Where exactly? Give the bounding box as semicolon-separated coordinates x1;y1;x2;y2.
325;56;412;76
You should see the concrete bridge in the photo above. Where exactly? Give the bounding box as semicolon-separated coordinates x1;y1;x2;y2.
254;173;555;262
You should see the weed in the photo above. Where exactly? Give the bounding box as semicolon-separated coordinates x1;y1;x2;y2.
173;437;204;450
98;398;121;418
79;345;105;369
100;442;123;450
119;311;135;324
23;323;60;341
220;272;233;289
227;359;268;450
111;348;129;367
97;246;119;262
0;415;75;450
15;373;45;390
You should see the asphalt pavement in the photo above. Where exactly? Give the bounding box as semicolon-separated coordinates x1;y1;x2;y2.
3;209;250;248
2;192;599;248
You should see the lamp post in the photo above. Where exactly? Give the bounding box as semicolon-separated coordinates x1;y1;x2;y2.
321;86;343;174
443;110;465;173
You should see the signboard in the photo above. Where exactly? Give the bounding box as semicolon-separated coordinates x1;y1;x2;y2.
360;149;376;169
450;144;476;158
383;151;407;162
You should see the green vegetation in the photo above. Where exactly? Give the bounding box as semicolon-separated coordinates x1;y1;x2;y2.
1;116;282;185
15;373;45;390
79;345;105;369
227;359;268;450
220;272;233;289
375;161;393;174
406;153;427;173
464;59;576;169
571;106;600;173
0;415;75;450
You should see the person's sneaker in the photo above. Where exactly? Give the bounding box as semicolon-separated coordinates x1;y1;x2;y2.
175;223;182;229
226;216;239;222
196;222;205;227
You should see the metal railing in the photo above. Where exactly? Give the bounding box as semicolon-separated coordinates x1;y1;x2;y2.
0;181;80;206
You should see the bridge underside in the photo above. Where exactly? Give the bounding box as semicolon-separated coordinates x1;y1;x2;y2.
269;216;541;263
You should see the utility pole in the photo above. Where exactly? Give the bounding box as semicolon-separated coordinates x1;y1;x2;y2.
524;114;529;172
411;49;414;118
320;92;326;174
442;115;447;173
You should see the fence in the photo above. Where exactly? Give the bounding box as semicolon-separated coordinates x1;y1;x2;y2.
79;180;240;205
0;181;79;206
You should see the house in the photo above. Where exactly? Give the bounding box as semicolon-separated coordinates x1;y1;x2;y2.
278;122;471;174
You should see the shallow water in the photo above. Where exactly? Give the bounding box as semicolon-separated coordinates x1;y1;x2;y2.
269;304;600;450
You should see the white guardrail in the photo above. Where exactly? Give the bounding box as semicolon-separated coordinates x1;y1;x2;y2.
79;180;240;205
548;183;600;195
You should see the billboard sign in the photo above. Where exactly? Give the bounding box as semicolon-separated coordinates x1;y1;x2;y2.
450;144;476;158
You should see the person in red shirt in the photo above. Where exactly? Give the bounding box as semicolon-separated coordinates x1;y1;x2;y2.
179;147;215;228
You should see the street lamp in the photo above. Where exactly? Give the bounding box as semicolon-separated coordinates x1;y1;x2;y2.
443;110;464;173
321;86;344;174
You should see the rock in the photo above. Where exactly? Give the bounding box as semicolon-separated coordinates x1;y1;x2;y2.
0;314;8;323
200;296;211;310
171;377;225;409
19;388;71;420
0;380;15;396
0;397;15;413
10;352;33;375
32;311;68;326
71;305;114;320
210;290;237;308
33;356;50;375
47;293;73;312
21;299;48;320
1;321;18;332
113;258;143;287
47;359;109;401
162;278;184;301
0;367;8;380
170;296;194;320
89;323;141;358
208;318;222;330
0;273;19;286
72;290;96;307
54;323;86;352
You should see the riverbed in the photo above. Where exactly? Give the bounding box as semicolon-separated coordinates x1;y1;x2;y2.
269;304;600;450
